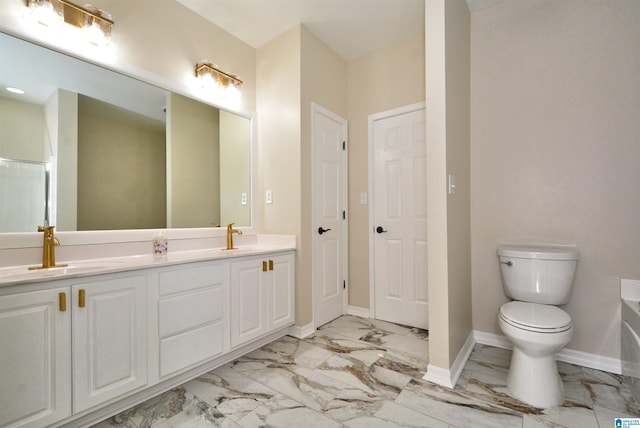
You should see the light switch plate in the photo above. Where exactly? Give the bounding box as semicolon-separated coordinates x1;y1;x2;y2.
241;192;247;205
360;192;368;205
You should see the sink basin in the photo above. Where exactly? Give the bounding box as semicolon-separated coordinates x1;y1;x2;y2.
207;245;262;257
208;247;258;256
0;261;126;284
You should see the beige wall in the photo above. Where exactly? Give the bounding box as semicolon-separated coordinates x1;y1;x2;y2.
168;93;219;228
444;0;472;365
470;0;640;359
256;25;347;327
256;26;305;321
347;33;426;308
426;0;472;370
78;95;166;230
301;26;348;325
256;27;301;236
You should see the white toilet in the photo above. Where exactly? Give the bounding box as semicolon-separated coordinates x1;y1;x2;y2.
497;244;578;408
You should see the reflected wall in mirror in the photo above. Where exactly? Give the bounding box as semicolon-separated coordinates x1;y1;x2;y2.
168;93;251;229
0;31;253;233
77;94;167;230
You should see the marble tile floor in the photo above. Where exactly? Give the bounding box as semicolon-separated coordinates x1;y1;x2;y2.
94;315;639;428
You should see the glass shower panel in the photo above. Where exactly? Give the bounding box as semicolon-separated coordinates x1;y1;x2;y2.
0;158;48;233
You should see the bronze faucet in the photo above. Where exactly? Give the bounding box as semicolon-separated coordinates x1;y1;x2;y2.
226;223;242;250
29;225;67;270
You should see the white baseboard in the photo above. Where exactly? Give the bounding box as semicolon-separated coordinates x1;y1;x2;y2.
473;330;622;374
346;305;370;318
450;331;476;384
423;331;475;388
422;364;455;388
288;322;316;339
558;348;622;374
473;330;512;350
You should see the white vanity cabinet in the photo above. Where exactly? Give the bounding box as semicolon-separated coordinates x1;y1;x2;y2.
230;252;295;348
0;272;147;427
157;261;225;378
0;287;72;428
0;243;295;427
71;274;148;413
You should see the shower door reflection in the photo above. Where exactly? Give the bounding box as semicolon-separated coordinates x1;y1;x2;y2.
0;158;49;233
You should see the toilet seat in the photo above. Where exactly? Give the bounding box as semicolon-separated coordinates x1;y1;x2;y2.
499;301;572;333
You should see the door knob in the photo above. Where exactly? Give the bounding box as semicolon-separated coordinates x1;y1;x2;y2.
376;226;387;234
318;227;331;235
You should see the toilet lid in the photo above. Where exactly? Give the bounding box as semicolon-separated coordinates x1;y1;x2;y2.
500;301;572;333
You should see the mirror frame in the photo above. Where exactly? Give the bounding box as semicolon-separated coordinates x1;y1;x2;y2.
0;31;258;250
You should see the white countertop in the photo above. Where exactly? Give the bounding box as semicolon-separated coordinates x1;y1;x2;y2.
0;235;296;287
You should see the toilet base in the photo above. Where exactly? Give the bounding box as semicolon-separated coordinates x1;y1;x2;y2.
507;347;565;408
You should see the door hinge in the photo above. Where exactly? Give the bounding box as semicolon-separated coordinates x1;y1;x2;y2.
343;280;346;289
342;141;346;151
342;210;346;220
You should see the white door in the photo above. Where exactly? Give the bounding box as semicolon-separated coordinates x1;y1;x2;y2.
72;274;148;412
370;104;428;329
312;103;348;328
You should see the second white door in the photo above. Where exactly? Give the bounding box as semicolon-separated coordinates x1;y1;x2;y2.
371;104;428;329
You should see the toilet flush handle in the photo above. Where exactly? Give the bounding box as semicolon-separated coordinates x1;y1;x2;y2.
500;260;513;267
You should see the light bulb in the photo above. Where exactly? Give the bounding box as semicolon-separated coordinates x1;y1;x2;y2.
82;5;112;46
28;0;63;27
84;20;108;46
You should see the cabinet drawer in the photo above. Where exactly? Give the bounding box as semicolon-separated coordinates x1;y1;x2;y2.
159;286;222;338
158;263;223;296
159;322;223;378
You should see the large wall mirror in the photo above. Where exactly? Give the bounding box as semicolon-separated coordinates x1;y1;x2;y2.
0;32;253;237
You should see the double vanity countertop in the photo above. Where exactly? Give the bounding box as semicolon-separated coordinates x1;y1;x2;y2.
0;234;296;288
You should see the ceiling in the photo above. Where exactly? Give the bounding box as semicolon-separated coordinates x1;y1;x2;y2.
176;0;504;62
2;1;504;113
176;0;426;62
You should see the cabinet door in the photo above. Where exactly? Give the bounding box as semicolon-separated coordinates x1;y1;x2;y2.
72;274;147;413
230;258;267;348
268;253;295;330
0;288;71;428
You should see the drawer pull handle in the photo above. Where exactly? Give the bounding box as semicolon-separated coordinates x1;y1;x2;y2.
79;289;86;308
269;260;274;271
59;292;66;312
262;261;268;272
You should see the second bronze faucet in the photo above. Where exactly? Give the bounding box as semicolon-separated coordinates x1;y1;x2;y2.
226;223;242;250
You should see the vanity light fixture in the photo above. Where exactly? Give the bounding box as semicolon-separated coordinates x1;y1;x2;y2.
27;0;114;46
195;61;243;95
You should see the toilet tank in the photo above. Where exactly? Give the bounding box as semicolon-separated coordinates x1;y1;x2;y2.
497;245;578;305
